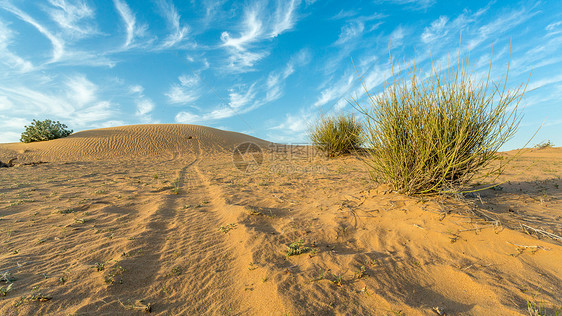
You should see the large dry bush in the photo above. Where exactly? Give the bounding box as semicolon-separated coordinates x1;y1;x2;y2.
353;50;527;194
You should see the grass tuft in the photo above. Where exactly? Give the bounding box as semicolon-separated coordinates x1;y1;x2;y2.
309;113;362;157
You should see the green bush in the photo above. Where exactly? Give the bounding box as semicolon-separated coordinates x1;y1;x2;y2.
20;119;73;143
353;49;527;195
309;113;362;157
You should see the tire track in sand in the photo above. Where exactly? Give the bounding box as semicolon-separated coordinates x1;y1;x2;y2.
94;143;247;314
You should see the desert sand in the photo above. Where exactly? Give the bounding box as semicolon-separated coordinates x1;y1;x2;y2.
0;124;560;315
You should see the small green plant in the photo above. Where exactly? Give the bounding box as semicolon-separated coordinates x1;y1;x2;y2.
355;265;367;279
20;119;73;143
94;262;105;271
286;239;310;256
353;46;528;195
58;208;75;214
218;223;237;233
331;273;344;287
0;283;13;296
171;183;180;195
309;113;362;157
169;266;183;276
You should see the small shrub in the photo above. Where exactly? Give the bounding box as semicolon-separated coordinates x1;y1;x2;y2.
354;47;527;194
20;119;73;143
534;140;554;150
309;114;362;157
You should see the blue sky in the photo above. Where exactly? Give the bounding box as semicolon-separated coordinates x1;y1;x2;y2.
0;0;561;149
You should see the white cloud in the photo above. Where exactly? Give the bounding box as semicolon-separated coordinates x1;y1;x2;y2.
0;115;28;143
136;99;154;116
220;1;301;72
335;21;365;45
546;20;562;36
265;49;311;102
165;75;200;104
390;25;405;44
0;96;14;111
270;0;299;38
221;7;263;50
267;109;314;143
158;0;189;48
421;16;449;43
129;85;143;94
468;6;537;50
1;2;65;62
65;75;97;106
175;111;200;123
225;50;269;72
46;0;97;38
129;84;156;122
113;0;147;49
229;84;256;109
314;74;355;107
0;20;34;72
380;0;435;10
0;75;114;127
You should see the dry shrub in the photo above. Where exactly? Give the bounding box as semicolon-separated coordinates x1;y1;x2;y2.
353;49;528;194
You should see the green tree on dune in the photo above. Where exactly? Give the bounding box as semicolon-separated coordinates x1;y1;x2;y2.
20;119;73;143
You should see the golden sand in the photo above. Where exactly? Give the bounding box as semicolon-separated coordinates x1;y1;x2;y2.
0;124;560;315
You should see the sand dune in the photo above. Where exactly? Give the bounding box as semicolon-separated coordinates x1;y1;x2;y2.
0;125;560;315
0;124;270;162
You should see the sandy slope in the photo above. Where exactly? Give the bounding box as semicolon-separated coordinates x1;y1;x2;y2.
0;124;270;162
0;125;560;315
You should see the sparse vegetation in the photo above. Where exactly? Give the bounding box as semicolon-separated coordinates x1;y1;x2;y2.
286;239;310;256
534;140;554;150
353;47;527;194
527;298;562;316
20;119;73;143
309;113;362;157
218;223;237;233
0;283;13;296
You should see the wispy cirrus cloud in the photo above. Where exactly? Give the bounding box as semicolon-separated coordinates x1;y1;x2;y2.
0;74;114;127
0;20;34;72
0;2;65;62
421;16;449;44
229;83;257;109
270;0;299;37
113;0;147;49
177;48;311;125
130;85;157;123
45;0;97;38
165;75;200;105
546;21;562;36
313;74;355;107
157;0;190;48
335;21;365;45
377;0;435;10
467;5;538;50
266;48;311;102
220;0;301;72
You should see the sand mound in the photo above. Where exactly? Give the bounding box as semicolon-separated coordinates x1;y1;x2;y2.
0;124;270;162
